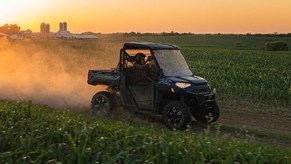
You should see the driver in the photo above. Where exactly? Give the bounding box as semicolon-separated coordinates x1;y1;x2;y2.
133;53;147;69
133;53;159;81
132;53;150;84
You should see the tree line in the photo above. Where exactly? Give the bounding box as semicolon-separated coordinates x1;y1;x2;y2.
121;32;291;37
0;24;21;36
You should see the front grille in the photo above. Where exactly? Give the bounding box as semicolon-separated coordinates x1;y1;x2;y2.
193;85;210;93
195;82;208;86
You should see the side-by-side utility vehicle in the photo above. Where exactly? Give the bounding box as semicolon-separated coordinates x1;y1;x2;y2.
87;42;219;130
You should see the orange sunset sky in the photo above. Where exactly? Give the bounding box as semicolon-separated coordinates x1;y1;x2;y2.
0;0;291;34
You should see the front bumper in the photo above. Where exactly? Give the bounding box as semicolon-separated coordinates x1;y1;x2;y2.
186;92;216;110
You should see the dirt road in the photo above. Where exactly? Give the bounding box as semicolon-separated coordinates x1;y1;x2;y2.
219;110;291;136
113;107;291;147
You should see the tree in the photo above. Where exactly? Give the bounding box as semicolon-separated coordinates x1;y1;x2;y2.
0;24;21;36
265;41;289;51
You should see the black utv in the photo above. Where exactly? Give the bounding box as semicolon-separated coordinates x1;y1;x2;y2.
87;42;219;130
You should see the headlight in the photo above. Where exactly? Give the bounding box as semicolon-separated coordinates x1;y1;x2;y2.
175;82;191;88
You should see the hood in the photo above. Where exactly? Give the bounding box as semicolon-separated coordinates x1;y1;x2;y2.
167;76;208;85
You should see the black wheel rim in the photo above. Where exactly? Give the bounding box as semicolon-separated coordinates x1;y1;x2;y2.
166;107;183;128
93;96;110;114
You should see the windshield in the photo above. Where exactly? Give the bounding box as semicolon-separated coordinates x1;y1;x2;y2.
153;50;192;76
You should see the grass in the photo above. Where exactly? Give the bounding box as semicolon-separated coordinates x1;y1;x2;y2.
1;100;290;163
104;34;291;50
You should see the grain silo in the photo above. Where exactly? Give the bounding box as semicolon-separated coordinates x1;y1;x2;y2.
46;24;50;33
63;22;67;31
40;23;50;39
40;23;46;33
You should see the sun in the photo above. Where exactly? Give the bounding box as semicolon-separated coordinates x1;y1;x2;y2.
0;0;31;25
0;0;48;26
0;1;13;24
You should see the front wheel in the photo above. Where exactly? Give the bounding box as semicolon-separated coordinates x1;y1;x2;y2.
193;102;220;123
162;101;192;130
91;91;116;116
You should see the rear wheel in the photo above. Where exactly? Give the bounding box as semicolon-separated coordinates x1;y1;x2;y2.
193;102;220;123
91;91;116;116
162;101;192;130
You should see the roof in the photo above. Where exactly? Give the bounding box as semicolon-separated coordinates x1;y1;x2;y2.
56;31;74;38
123;42;180;50
10;34;23;40
74;34;98;39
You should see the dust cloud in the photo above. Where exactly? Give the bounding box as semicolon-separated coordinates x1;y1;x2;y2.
0;39;120;111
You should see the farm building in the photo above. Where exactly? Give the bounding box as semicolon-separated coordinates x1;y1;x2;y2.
56;31;75;39
55;31;98;40
0;33;7;39
73;34;98;40
10;34;23;40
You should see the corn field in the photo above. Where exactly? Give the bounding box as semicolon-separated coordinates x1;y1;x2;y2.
183;48;291;109
1;36;290;162
0;101;290;163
